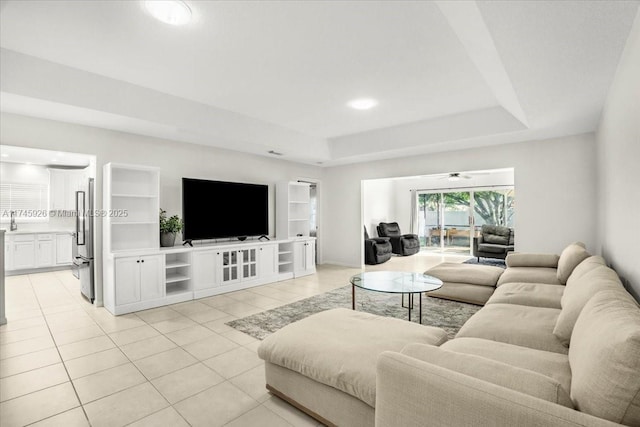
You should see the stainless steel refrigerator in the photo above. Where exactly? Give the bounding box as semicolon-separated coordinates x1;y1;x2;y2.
74;178;95;303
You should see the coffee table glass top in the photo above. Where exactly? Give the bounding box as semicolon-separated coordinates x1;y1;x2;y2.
350;271;442;294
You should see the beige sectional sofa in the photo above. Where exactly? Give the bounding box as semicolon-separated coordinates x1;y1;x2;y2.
259;243;640;427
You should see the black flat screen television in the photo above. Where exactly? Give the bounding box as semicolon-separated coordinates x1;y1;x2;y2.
182;178;268;241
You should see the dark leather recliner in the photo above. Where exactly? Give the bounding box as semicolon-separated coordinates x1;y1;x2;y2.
377;222;420;256
473;224;514;261
364;226;392;265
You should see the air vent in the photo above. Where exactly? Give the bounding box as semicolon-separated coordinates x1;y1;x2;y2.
268;150;283;156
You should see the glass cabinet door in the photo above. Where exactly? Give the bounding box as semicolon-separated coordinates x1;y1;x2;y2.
241;248;258;280
221;250;239;283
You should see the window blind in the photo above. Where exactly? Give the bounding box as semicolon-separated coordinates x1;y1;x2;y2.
0;182;49;219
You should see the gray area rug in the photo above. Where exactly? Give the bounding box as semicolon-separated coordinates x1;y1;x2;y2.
463;257;506;268
226;286;481;341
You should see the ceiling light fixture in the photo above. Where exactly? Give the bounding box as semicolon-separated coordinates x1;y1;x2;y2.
145;0;192;26
347;98;378;110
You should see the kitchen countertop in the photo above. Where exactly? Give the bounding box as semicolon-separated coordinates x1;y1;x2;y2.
0;229;75;235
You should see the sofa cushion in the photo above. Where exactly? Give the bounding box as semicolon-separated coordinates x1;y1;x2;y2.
427;283;495;306
401;343;573;408
566;255;607;284
257;308;448;407
481;225;511;245
456;304;567;354
556;243;590;284
487;282;564;309
506;253;560;268
477;243;508;254
569;289;640;425
442;338;571;394
553;266;623;346
425;263;504;287
497;267;561;287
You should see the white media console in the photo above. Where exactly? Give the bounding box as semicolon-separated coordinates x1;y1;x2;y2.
102;162;316;315
102;237;315;315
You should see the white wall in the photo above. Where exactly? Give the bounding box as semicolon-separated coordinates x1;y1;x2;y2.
324;133;596;267
596;10;640;300
0;113;323;304
362;179;396;238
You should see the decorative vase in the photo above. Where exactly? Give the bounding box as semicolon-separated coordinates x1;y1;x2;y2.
160;232;176;247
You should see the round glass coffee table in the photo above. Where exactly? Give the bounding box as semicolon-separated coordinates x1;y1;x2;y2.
350;271;443;324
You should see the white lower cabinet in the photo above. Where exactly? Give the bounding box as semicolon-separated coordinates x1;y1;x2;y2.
13;236;36;270
56;234;73;264
293;239;316;277
258;244;278;279
36;235;55;267
192;250;217;291
5;232;74;272
106;238;315;315
114;255;164;306
4;236;12;271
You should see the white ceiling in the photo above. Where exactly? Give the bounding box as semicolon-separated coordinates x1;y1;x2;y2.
1;1;638;166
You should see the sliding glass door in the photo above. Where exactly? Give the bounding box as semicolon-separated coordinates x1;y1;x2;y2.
417;187;514;255
442;192;472;253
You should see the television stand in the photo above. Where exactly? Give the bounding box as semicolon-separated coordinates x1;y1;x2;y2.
182;240;193;247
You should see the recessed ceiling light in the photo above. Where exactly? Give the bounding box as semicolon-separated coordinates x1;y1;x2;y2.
347;98;378;110
145;0;192;26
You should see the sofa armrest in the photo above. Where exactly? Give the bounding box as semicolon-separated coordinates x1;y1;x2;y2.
376;352;618;427
506;252;560;268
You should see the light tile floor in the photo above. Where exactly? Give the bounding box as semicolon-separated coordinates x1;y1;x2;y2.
0;252;466;426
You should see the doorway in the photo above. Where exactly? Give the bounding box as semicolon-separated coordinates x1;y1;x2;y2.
297;178;320;264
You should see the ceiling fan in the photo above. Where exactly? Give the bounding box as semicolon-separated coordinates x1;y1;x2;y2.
440;172;473;181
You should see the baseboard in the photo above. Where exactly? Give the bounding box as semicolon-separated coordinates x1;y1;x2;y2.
321;260;362;268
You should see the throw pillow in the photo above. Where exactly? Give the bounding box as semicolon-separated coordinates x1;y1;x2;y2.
554;266;622;346
556;243;590;284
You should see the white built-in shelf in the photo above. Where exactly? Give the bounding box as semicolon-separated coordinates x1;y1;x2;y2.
279;261;293;266
166;283;191;296
290;218;308;221
166;261;190;269
112;194;158;198
279;251;292;255
289;201;308;204
166;273;190;283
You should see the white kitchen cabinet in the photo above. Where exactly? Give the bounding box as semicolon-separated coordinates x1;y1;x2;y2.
12;235;36;270
258;244;278;280
293;238;315;278
49;169;86;211
56;234;73;264
4;236;12;271
36;234;55;267
114;254;163;306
